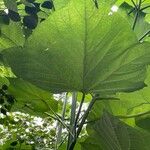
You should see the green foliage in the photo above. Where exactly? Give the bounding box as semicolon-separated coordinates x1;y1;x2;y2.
8;79;58;116
3;0;18;11
1;141;33;150
0;84;16;115
119;3;150;39
0;0;150;149
0;77;9;88
3;0;150;96
135;113;150;132
125;0;150;13
0;111;56;149
0;21;25;51
82;111;150;150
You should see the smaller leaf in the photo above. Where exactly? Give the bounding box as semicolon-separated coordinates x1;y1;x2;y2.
41;1;53;9
0;13;10;25
8;79;58;116
21;0;35;7
135;114;150;132
8;10;21;22
33;2;41;12
23;15;38;29
25;6;38;15
4;0;18;12
1;21;25;47
27;0;35;3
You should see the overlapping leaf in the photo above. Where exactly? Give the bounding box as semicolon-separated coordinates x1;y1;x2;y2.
0;21;25;52
8;79;58;116
87;67;150;129
118;2;150;40
124;0;150;13
82;111;150;150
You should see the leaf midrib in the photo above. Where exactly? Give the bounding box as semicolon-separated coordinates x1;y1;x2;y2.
82;0;88;92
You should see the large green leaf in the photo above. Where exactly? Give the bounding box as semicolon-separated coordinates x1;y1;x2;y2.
8;79;58;116
3;0;150;95
53;0;116;10
82;111;150;150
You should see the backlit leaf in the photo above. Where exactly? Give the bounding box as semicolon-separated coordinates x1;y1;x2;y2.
3;0;150;96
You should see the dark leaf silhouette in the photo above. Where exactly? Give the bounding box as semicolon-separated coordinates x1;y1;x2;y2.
41;1;53;9
23;15;38;29
8;10;21;22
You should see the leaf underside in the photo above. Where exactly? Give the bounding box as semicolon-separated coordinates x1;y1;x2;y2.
3;0;150;96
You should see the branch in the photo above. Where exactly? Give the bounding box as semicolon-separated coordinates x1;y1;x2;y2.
140;5;150;11
128;7;136;15
117;110;150;119
45;112;74;138
56;93;68;145
74;93;85;134
131;0;138;10
132;0;142;30
42;99;74;139
139;30;150;41
68;97;97;150
67;92;77;150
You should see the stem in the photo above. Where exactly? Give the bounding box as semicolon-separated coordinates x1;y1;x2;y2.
131;0;138;10
132;0;142;30
41;99;60;119
68;97;97;150
43;97;74;148
45;112;73;137
76;97;96;137
58;134;68;148
128;7;136;15
57;93;68;145
139;30;150;41
93;0;99;9
127;102;150;112
67;92;77;150
74;93;85;134
44;113;58;120
117;110;150;119
140;5;150;11
83;110;150;124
